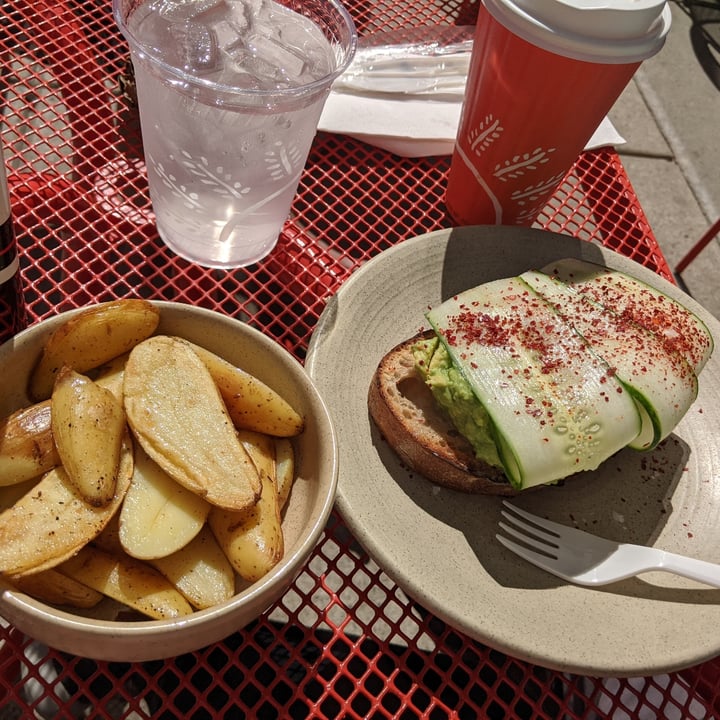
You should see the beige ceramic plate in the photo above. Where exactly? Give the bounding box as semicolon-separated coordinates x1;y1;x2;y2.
306;226;720;677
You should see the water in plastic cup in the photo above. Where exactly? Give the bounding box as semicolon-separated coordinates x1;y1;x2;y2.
114;0;356;268
445;0;671;227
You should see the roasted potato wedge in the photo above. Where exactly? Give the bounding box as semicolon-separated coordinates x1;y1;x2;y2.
0;432;133;577
0;400;59;485
120;446;210;560
151;525;235;610
184;340;304;437
59;545;193;620
51;368;126;507
209;470;283;583
7;568;103;609
274;438;295;511
92;512;123;555
123;336;261;512
237;428;276;479
0;478;38;512
93;352;129;401
29;299;160;401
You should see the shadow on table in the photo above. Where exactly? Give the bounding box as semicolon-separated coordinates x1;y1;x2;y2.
382;420;720;604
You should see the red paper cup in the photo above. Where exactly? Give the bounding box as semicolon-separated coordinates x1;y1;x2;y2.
446;0;671;226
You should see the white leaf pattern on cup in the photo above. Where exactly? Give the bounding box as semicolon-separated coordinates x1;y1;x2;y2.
150;153;253;211
152;160;203;210
265;140;304;181
493;147;556;182
469;114;503;154
177;151;252;199
510;171;566;206
515;206;541;224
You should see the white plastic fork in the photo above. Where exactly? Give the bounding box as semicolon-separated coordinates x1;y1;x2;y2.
497;501;720;588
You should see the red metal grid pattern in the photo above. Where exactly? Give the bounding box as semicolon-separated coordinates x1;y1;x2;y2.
2;0;719;718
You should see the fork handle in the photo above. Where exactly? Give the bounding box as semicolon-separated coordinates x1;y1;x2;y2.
654;550;720;588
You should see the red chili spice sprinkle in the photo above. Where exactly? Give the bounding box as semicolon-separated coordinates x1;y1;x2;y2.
444;310;510;349
577;271;709;369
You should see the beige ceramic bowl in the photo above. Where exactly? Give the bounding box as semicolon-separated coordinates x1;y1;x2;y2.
0;301;338;662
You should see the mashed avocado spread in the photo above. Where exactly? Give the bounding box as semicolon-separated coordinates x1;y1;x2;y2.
412;336;502;468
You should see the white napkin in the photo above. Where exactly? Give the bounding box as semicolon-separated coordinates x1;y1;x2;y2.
319;94;625;158
319;29;625;158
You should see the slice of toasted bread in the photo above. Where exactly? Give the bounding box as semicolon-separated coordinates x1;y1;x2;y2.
368;332;517;495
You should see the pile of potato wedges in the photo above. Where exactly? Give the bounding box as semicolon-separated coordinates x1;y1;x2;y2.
0;299;305;619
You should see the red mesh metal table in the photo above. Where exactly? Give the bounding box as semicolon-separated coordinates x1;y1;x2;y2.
2;1;720;718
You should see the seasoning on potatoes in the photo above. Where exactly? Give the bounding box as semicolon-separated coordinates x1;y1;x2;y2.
29;298;160;401
0;432;134;577
184;340;305;437
209;470;284;583
51;368;126;507
58;545;193;620
7;568;104;609
123;335;261;512
237;428;276;480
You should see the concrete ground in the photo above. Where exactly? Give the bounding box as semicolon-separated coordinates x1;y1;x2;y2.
608;0;720;318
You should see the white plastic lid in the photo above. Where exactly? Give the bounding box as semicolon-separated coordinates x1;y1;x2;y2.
484;0;672;63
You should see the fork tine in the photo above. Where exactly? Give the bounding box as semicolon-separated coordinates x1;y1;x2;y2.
501;501;567;538
498;520;559;556
495;533;568;580
499;509;561;546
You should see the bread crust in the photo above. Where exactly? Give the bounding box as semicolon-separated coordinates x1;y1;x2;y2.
368;332;517;495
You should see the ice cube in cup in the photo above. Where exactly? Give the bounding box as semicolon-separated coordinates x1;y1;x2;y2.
246;31;307;82
171;20;220;73
156;0;226;22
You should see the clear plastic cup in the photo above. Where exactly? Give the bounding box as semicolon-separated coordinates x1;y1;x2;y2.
445;0;671;227
114;0;356;268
